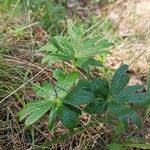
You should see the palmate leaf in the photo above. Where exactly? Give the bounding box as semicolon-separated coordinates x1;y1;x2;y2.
108;64;150;127
40;24;113;71
94;39;114;50
82;58;103;69
32;70;78;100
82;37;100;48
19;70;80;129
67;22;83;48
77;39;113;59
50;37;66;54
65;78;109;114
41;36;74;64
19;99;53;127
53;68;66;80
65;78;109;110
77;41;111;59
39;42;57;52
39;36;73;53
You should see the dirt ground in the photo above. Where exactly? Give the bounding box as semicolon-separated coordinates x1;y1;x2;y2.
0;0;150;149
105;0;150;84
74;0;150;81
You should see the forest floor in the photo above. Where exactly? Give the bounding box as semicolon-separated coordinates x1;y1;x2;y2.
0;0;150;149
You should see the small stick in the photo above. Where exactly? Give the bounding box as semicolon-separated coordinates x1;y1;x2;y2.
0;64;49;104
128;50;147;67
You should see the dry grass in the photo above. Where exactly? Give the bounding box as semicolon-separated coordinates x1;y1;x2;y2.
0;0;150;149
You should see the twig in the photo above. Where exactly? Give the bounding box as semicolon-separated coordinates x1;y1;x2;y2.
4;55;52;75
128;50;147;67
10;22;39;34
0;64;49;104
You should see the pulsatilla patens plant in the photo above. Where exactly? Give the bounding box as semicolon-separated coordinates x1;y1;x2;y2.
64;64;150;128
39;23;113;71
19;64;150;130
19;24;150;131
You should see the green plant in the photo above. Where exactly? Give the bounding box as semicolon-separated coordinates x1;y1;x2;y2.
40;22;113;72
19;70;80;130
108;143;150;150
26;0;67;34
146;69;150;113
147;69;150;92
19;24;150;132
0;0;19;13
67;64;150;127
1;0;67;35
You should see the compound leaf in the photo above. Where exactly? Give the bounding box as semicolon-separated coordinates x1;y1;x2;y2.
39;42;57;52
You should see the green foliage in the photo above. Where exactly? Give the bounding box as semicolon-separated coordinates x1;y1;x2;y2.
146;70;150;113
108;143;150;150
111;64;129;95
40;22;113;71
147;69;150;92
124;143;150;149
75;65;149;128
1;0;67;34
19;99;53;127
19;25;150;132
59;103;81;129
63;65;148;128
85;98;107;114
108;143;124;150
0;0;19;13
27;0;67;34
19;64;150;130
19;70;80;130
